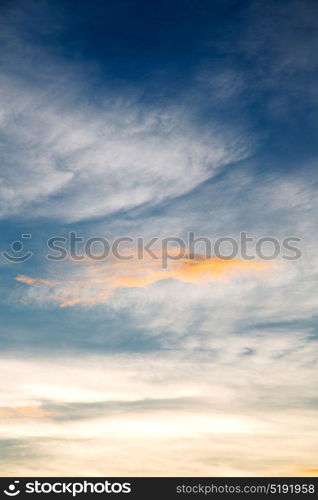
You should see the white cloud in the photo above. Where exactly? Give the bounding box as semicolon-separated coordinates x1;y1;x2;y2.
0;66;250;222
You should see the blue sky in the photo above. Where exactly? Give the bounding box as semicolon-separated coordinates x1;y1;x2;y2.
0;0;318;476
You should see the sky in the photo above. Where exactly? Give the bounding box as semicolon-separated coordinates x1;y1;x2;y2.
0;0;318;476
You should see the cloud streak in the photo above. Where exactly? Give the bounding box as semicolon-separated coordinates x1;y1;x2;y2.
0;406;58;420
15;254;274;307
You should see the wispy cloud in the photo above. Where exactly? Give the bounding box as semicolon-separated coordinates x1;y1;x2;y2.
15;254;274;307
0;406;58;420
0;56;250;223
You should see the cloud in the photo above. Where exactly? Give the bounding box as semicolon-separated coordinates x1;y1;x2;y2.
0;406;58;420
15;276;57;287
297;469;318;475
0;67;250;223
15;254;274;307
0;352;317;475
1;0;318;478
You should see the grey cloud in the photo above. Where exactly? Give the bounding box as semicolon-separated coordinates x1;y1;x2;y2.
41;397;206;422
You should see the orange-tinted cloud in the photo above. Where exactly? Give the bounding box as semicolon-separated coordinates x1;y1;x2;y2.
172;256;271;283
0;406;59;420
15;253;275;307
295;468;318;476
16;275;57;287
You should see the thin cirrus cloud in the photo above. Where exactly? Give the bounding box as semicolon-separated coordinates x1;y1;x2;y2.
0;70;251;223
0;1;253;223
15;253;274;307
0;406;58;420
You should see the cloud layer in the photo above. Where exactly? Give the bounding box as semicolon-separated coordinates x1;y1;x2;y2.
0;351;317;476
1;0;318;478
0;70;250;222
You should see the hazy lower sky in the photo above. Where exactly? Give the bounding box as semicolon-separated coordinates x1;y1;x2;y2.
0;0;317;476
